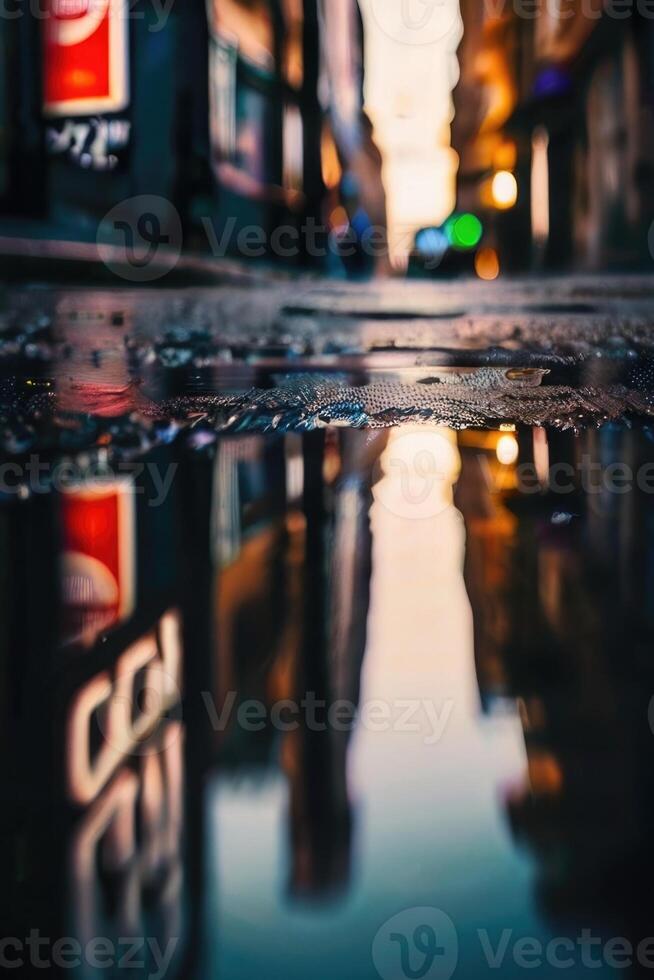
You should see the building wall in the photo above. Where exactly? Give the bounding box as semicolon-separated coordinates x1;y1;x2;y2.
0;0;384;274
452;0;654;273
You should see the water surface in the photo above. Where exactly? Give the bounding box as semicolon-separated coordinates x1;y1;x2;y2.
2;284;654;979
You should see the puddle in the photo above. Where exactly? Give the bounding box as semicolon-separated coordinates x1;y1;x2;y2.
2;284;654;979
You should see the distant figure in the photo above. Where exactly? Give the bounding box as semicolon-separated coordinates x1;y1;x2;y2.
319;0;391;276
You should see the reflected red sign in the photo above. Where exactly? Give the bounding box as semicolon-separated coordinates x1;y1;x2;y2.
61;479;136;643
43;0;129;117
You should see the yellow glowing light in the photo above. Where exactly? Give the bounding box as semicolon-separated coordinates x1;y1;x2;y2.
492;170;518;210
496;433;519;466
475;246;500;280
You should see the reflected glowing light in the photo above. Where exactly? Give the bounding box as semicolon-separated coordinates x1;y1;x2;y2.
496;433;519;466
475;246;500;280
374;426;461;520
533;427;550;487
492;170;518;209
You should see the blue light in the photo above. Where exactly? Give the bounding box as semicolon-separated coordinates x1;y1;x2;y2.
415;227;448;262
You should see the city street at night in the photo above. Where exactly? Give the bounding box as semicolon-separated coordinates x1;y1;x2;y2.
4;1;654;979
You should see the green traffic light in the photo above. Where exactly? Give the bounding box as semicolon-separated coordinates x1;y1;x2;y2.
444;213;483;250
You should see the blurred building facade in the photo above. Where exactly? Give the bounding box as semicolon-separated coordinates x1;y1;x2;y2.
453;0;654;273
0;0;385;273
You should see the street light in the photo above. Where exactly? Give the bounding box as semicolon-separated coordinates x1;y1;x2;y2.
491;170;518;210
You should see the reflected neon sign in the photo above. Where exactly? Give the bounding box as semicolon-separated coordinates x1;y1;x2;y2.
66;610;183;806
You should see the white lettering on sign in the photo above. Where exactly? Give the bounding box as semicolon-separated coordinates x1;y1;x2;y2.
66;609;183;806
69;724;184;957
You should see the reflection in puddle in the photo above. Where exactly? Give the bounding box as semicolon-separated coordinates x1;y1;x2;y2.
202;429;543;980
3;416;654;978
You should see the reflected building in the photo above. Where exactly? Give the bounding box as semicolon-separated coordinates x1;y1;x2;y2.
8;387;654;976
0;504;192;979
459;423;654;962
196;429;380;901
0;337;199;978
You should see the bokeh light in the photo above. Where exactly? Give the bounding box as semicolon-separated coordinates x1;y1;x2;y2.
475;246;500;280
445;213;483;250
491;171;518;210
496;433;519;466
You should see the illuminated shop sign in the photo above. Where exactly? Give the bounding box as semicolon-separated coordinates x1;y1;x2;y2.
65;609;183;806
43;0;129;117
46;117;131;171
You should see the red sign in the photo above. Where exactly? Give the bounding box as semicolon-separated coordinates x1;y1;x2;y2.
61;479;136;643
43;0;129;117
